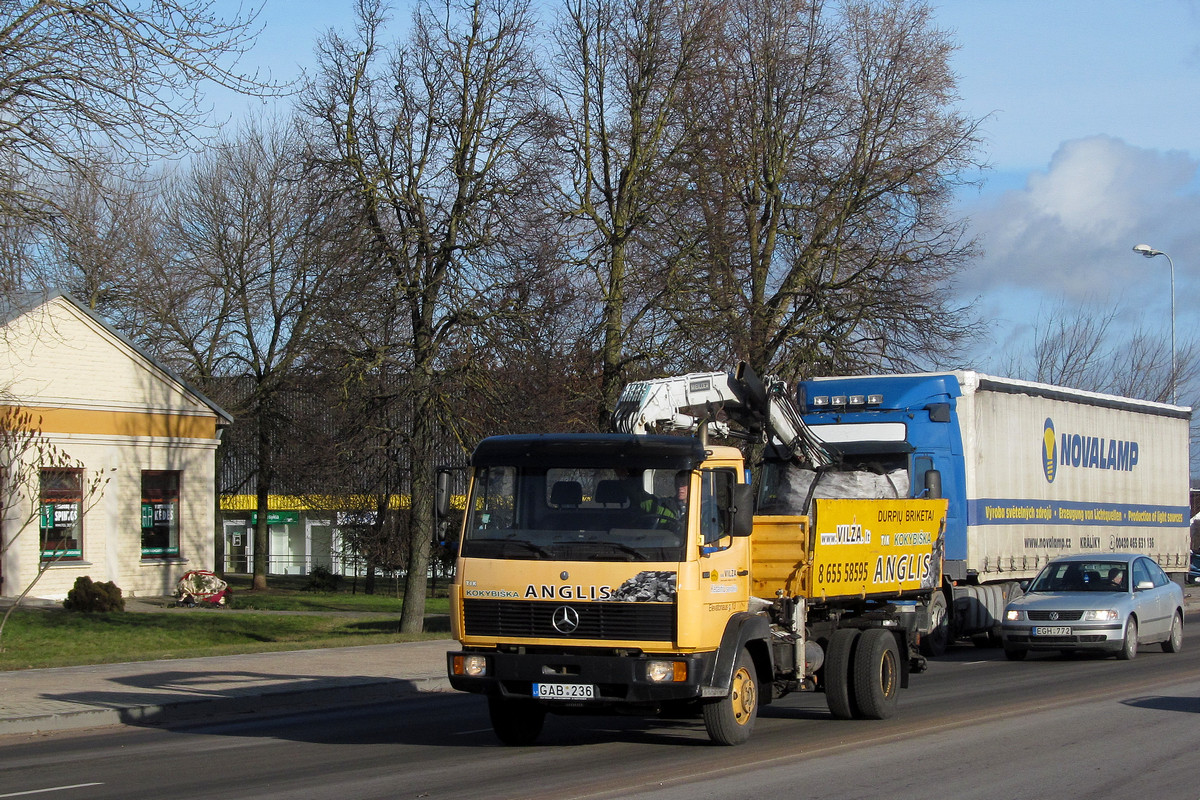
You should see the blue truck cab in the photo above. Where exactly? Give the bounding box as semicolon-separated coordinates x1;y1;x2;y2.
796;374;972;580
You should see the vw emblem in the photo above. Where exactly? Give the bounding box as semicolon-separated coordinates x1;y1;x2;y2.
552;605;580;634
1049;611;1059;621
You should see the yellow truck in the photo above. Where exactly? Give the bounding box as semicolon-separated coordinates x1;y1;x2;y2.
443;365;948;745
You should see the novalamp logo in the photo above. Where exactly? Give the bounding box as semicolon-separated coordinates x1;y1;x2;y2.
1042;418;1056;483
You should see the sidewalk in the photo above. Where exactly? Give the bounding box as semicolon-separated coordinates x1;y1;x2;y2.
0;638;456;737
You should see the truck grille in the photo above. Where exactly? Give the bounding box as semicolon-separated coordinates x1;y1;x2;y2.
463;599;675;642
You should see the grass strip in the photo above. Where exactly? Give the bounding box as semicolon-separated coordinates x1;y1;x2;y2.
0;607;446;671
226;592;449;614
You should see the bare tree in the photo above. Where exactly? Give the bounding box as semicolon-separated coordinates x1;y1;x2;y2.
23;164;161;322
677;0;981;380
0;1;279;223
1001;297;1198;406
303;0;551;631
0;407;108;650
998;298;1117;389
119;118;358;590
550;0;719;424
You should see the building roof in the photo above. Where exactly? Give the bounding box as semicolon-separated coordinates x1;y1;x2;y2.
0;290;232;426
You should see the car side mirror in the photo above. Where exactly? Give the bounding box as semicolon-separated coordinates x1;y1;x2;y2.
1134;580;1155;591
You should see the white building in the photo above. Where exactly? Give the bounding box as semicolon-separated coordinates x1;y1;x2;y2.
0;292;230;600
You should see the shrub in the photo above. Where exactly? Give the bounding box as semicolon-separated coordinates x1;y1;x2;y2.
304;565;342;593
63;576;125;612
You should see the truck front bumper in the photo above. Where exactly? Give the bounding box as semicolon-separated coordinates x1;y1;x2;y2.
447;648;718;706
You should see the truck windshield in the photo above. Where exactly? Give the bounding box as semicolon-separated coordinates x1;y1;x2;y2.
460;465;686;562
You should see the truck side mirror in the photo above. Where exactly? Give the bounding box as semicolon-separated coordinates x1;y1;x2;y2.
924;469;942;500
729;484;754;538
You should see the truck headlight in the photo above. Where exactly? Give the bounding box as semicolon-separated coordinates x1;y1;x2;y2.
1084;609;1118;621
1004;609;1023;621
646;660;687;683
452;654;488;677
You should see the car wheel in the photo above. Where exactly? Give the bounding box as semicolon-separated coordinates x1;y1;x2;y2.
1161;610;1183;653
1003;647;1027;661
1117;617;1138;661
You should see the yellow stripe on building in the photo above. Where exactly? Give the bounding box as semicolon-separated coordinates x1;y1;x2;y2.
1;405;218;439
220;494;415;512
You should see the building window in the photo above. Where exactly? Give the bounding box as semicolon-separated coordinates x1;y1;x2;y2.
141;471;180;558
40;469;83;561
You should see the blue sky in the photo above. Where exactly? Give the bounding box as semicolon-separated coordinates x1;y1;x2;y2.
935;1;1200;374
216;0;1200;379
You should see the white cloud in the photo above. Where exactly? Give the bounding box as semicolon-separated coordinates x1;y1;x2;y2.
959;136;1199;307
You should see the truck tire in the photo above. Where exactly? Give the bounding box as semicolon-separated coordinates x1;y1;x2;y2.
488;695;546;746
920;591;950;657
702;648;758;745
853;628;900;720
824;628;860;720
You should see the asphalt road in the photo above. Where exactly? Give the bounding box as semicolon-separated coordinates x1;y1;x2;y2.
4;616;1199;800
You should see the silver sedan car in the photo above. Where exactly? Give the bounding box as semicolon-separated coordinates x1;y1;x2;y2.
1001;553;1184;660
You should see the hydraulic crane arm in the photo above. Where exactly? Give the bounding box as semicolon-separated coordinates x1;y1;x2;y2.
611;362;833;466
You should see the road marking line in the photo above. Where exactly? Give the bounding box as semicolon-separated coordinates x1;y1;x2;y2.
0;784;104;798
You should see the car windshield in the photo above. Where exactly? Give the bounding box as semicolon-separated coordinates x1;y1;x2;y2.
1028;560;1129;593
460;465;687;563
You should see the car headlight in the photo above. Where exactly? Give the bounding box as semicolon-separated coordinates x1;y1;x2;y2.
1084;609;1118;621
1004;609;1024;621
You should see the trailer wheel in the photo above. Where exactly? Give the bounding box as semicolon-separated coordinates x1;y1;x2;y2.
824;628;860;720
487;695;546;746
702;648;758;745
920;591;950;657
853;628;900;720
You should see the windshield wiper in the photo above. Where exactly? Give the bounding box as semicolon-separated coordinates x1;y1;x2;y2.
587;542;648;561
502;539;552;558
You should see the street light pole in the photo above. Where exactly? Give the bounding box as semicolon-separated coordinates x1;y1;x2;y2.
1132;244;1176;404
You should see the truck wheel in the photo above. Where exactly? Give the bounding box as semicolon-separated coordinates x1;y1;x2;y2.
853;628;900;720
824;628;860;720
1117;617;1138;661
487;695;546;746
920;591;950;657
702;648;758;745
1161;611;1183;653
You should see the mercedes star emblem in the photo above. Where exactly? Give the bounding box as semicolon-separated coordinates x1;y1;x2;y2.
552;605;580;634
